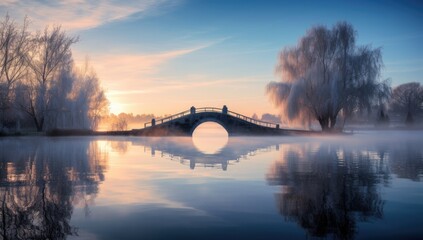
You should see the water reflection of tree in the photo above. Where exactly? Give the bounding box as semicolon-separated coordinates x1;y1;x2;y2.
389;141;423;181
267;144;386;239
110;140;129;155
0;138;107;240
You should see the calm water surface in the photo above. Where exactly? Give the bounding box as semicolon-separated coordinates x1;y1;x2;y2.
1;131;422;239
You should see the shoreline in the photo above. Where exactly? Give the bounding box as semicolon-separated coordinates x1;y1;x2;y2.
1;127;422;137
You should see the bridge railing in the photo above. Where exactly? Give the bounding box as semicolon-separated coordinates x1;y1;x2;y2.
144;107;279;129
195;107;222;113
226;110;278;128
144;109;191;128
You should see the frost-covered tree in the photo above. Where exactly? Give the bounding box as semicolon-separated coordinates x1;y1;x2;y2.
70;61;109;129
45;64;76;129
0;15;109;132
390;82;423;125
24;26;78;131
37;60;109;130
267;22;388;131
0;15;30;129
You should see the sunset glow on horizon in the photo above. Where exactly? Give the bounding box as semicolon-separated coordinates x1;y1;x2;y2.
1;0;422;117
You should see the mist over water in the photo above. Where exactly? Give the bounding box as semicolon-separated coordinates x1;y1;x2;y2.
1;131;422;239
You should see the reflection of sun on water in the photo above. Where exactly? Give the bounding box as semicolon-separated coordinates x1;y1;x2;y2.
192;122;229;154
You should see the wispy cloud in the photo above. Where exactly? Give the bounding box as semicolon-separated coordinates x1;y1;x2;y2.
385;58;423;66
385;67;423;74
107;74;272;115
0;0;178;31
106;79;231;96
385;58;423;73
91;47;204;82
74;38;227;89
373;33;423;46
107;75;271;96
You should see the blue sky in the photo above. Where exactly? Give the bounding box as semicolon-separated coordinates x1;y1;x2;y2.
1;0;422;115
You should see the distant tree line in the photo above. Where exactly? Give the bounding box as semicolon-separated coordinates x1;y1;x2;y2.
390;82;423;125
267;22;422;131
251;113;282;124
0;15;108;132
101;112;161;131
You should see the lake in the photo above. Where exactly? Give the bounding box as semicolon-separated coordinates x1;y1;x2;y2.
0;131;422;239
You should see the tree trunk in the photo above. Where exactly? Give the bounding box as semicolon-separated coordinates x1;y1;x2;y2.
406;111;414;125
34;116;44;132
329;115;337;130
318;117;330;132
2;193;7;240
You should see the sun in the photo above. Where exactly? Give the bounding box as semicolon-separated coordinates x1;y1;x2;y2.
109;102;124;114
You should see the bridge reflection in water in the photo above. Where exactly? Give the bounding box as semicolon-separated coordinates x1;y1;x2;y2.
132;136;282;171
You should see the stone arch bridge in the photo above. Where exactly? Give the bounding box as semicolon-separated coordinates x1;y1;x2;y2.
130;106;304;136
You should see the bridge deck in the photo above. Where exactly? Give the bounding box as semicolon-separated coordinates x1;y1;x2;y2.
143;107;279;129
129;106;306;136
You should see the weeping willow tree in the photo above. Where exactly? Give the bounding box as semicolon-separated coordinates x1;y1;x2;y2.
267;22;389;131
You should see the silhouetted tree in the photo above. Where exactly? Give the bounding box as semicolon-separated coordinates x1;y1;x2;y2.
374;79;392;126
111;116;128;131
267;22;388;131
390;82;423;125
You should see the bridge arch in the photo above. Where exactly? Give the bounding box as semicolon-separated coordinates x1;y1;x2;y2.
189;117;230;136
